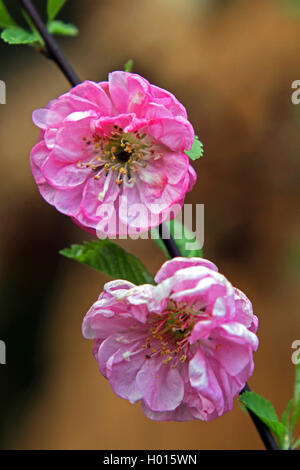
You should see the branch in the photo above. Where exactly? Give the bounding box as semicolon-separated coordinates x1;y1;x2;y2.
19;0;80;86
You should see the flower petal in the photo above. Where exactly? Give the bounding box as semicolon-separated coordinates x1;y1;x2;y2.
136;358;184;411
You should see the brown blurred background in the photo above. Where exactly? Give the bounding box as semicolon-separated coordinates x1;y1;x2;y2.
0;0;299;450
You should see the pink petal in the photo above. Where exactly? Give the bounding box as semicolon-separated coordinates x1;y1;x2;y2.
155;257;218;283
118;185;153;232
42;158;90;189
147;116;194;151
30;141;50;184
189;347;225;416
108;71;151;115
217;322;259;350
150;84;188;118
233;288;254;328
136;357;184;411
212;337;253;376
80;173;120;222
107;345;147;403
94;113;135;136
141;401;195;422
152;151;189;185
52;114;96;163
69;80;113;116
82;308;134;340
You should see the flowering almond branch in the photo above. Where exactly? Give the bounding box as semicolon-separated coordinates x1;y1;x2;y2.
15;0;281;450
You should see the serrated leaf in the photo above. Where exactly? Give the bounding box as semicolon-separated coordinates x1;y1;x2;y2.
47;20;78;36
184;135;203;160
60;239;155;286
291;362;300;430
124;59;133;72
151;219;203;259
0;0;16;28
292;437;300;449
47;0;67;22
239;391;285;442
1;27;39;44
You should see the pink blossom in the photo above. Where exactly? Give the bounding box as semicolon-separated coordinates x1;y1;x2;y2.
82;257;258;421
30;72;196;236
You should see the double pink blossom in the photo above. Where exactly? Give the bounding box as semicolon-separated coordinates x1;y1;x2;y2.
82;257;258;421
30;72;196;236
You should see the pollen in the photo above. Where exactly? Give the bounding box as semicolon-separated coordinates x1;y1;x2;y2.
75;126;159;196
142;300;201;367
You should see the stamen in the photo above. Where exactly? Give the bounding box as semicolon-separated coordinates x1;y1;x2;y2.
76;127;161;201
140;300;209;367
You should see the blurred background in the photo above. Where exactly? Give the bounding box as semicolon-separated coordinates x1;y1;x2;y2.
0;0;299;450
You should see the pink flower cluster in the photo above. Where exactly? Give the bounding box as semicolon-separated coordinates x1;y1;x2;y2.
30;72;196;236
82;257;258;421
30;70;259;423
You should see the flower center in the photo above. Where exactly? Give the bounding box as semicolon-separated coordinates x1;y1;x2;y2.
77;126;162;191
142;300;205;368
116;149;131;163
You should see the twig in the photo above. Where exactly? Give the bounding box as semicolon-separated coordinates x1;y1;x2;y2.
19;0;80;86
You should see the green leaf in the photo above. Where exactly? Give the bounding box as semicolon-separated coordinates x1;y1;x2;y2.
124;59;134;72
47;20;78;36
21;9;44;46
281;398;293;428
60;239;155;286
47;0;67;22
151;219;203;259
279;398;293;448
0;1;16;28
292;437;300;449
239;391;285;442
184;135;203;161
1;26;39;44
291;362;300;430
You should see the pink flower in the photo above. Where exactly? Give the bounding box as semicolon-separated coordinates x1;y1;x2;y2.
82;257;258;421
30;72;196;236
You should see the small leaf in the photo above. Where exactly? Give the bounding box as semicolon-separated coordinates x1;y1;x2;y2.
151;219;203;259
184;135;203;161
124;59;134;72
292;437;300;449
1;27;39;44
60;239;155;286
291;362;300;430
21;9;44;46
239;391;285;442
0;0;16;28
47;20;78;36
239;402;248;414
47;0;67;22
